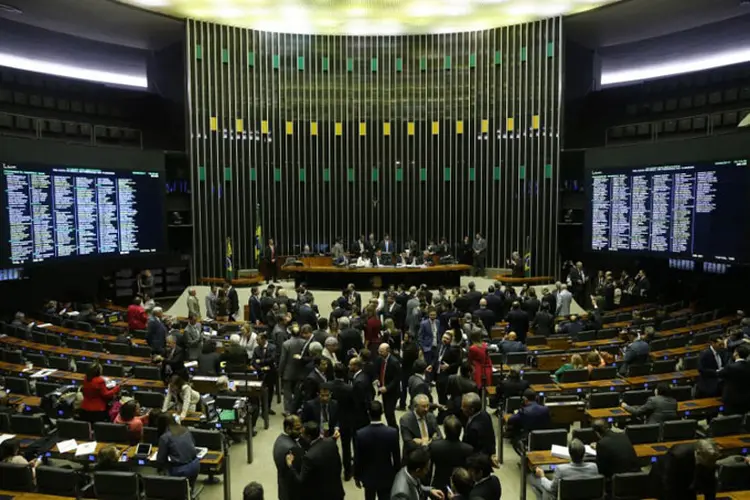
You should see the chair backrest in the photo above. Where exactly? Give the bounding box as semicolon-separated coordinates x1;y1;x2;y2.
560;369;589;383
94;422;130;444
4;376;30;396
134;391;166;409
667;335;689;348
25;352;48;368
588;392;621;409
36;465;82;496
105;343;131;356
651;359;676;374
76;360;93;373
576;330;596;342
649;339;669;352
625;424;660;445
131;345;152;358
141;474;190;500
82;340;103;352
0;462;35;491
95;325;111;335
527;429;567;451
45;334;62;346
612;471;652;500
544;395;579;404
625;364;651;377
0;414;10;433
661;419;697;441
134;366;161;380
522;371;552;384
62;320;77;329
669;386;693;402
77;322;93;333
102;364;125;377
142;427;160;445
621;390;651;406
681;356;699;370
32;330;47;344
47;355;70;370
188;428;223;451
572;427;598;445
215;395;242;410
94;471;141;500
505;352;528;366
2;350;24;365
505;396;522;414
10;414;44;435
718;461;750;492
589;366;617;381
36;381;62;398
65;338;83;349
559;475;605;500
57;419;91;441
710;414;744;437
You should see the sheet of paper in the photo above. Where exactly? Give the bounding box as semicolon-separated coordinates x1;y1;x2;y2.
0;434;16;445
550;444;569;459
196;447;208;459
75;441;97;456
584;445;597;456
149;450;158;461
184;361;198;368
37;323;52;328
57;439;78;453
31;368;57;379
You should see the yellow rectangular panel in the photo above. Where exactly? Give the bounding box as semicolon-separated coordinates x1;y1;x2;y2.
532;115;540;130
359;122;367;136
310;121;318;136
235;119;244;132
481;119;489;133
432;121;439;135
261;120;269;134
210;117;218;131
407;122;415;135
507;117;515;131
456;120;464;134
335;122;343;136
383;122;391;136
286;121;294;135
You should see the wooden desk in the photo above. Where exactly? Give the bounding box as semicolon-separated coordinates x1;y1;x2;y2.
585;397;724;421
492;275;555;285
655;316;735;339
556;378;630;394
8;394;42;409
201;276;263;287
0;360;165;390
0;336;151;365
29;319;148;346
626;370;699;388
650;344;703;360
124;444;224;467
0;491;76;500
287;264;471;289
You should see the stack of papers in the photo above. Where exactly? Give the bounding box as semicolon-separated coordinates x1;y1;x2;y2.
75;442;97;456
57;439;78;453
31;368;57;379
0;434;16;445
550;444;596;459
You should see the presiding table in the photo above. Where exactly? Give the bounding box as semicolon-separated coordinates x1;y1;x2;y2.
286;261;471;289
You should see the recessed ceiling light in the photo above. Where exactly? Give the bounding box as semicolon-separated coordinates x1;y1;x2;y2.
0;2;22;14
132;0;170;7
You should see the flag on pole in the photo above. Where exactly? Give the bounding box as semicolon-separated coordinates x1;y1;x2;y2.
524;236;531;277
225;237;234;280
254;204;263;264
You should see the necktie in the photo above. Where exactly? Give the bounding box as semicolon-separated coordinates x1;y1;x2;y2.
419;418;429;440
715;351;722;369
380;359;387;386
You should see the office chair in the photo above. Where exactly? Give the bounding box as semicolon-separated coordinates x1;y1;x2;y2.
611;471;652;499
134;366;161;380
93;422;130;443
47;355;70;370
505;352;528;366
651;359;677;374
134;391;166;409
76;360;93;373
527;429;567;452
65;338;83;349
621;390;651;406
661;419;697;441
709;414;744;437
2;350;24;365
718;461;750;491
588;392;620;409
559;475;605;499
669;386;693;402
57;419;91;441
24;352;47;367
559;369;589;383
589;366;618;381
142;427;160;446
102;364;125;377
571;427;597;445
11;414;45;435
93;471;140;500
35;381;62;398
4;376;30;396
0;462;35;491
131;345;152;358
36;465;86;497
624;424;660;444
104;342;130;356
521;371;552;384
82;340;103;352
625;364;651;377
142;475;192;500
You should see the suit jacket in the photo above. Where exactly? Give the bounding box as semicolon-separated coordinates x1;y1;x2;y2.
498;339;526;354
623;395;678;424
375;354;402;399
540;462;599;499
384;302;406;330
273;433;304;500
651;442;716;500
351;370;373;430
302;368;327;402
296;305;317;329
251;343;277;377
301;398;339;435
406;297;421;333
400;410;442;458
264;245;278;264
429;439;473;491
719;359;750;414
407;374;431;403
532;311;555;337
227;287;239;316
338;327;363;364
473;308;496;333
288;437;345;500
454;295;471;314
279;336;307;381
146;317;167;352
485;293;504;318
436;343;461;379
507;401;550;435
696;347;730;397
469;475;502;500
355;423;400;490
619;340;651;374
249;295;263;324
463;410;496;456
418;319;443;353
378;239;396;253
505;309;530;342
595;430;640;479
390;466;426;500
328;378;356;429
465;291;482;311
556;290;573;316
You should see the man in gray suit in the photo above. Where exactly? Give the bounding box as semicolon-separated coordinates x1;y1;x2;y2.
556;284;573;317
186;288;201;318
183;313;204;361
399;394;442;460
390;448;445;500
405;287;421;337
621;382;678;424
530;438;599;500
472;232;487;276
279;325;308;415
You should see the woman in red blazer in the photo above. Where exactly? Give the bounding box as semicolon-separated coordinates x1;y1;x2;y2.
363;305;382;351
80;362;120;423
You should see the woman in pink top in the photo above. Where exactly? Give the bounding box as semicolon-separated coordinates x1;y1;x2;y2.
114;400;150;444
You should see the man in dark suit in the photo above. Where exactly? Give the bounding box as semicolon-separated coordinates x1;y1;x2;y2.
650;439;719;500
337;316;363;365
496;331;526;354
465;282;482;311
273;415;304;500
568;261;587;307
505;301;530;343
223;281;240;321
435;332;461;406
531;303;555;337
279;326;307;415
344;283;362;311
492;369;530;409
252;332;278;414
373;249;392;267
248;286;263;324
467;453;502;500
472;299;496;333
591;418;640;482
301;383;339;439
375;343;402;428
407;359;432;407
329;363;356;480
296;302;318;330
429;415;473;493
461;392;496;457
696;334;730;398
507;389;550;455
618;330;651;376
719;343;750;415
485;286;504;319
557;314;585;336
354;401;400;500
352;235;367;256
454;288;471;315
285;421;345;500
349;357;373;431
301;356;329;403
621;382;678;424
383;293;405;331
400;394;442;461
379;233;395;254
264;238;279;283
391;448;444;500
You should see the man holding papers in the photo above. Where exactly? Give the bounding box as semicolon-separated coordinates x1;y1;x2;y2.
530;438;599;500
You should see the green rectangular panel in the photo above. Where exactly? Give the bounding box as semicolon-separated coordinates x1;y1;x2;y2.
347;168;355;182
297;56;305;70
395;58;403;72
224;167;232;181
419;168;427;181
544;164;553;179
323;168;330;182
444;56;451;70
321;56;329;71
371;58;378;72
469;53;476;68
520;47;527;62
547;42;555;58
395;168;403;182
419;57;427;71
346;58;354;72
493;167;501;181
249;168;257;181
272;54;280;69
519;165;526;179
468;168;476;181
371;168;379;181
273;168;281;182
443;168;451;181
494;51;502;65
248;51;255;67
198;166;206;181
299;168;306;182
221;49;229;64
196;44;203;60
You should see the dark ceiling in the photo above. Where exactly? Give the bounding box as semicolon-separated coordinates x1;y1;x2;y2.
0;0;183;50
566;0;750;48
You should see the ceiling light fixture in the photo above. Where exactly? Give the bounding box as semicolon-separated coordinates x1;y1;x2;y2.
0;53;148;88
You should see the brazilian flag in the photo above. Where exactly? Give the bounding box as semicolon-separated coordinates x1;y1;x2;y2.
226;237;234;280
254;204;263;264
524;251;531;277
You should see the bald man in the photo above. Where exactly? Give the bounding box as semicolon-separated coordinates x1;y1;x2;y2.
498;331;526;354
472;298;496;332
375;343;402;428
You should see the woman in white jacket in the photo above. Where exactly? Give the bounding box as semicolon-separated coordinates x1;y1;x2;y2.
238;323;257;358
162;375;201;420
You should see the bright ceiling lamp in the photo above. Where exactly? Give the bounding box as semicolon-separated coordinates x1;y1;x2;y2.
0;53;148;88
602;47;750;86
